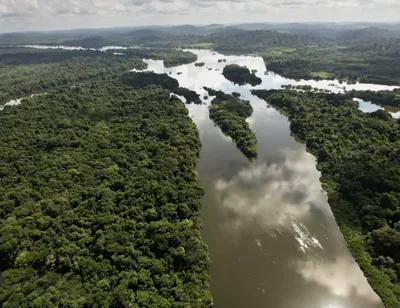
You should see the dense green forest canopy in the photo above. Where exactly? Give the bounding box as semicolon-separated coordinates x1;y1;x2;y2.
121;72;179;90
262;45;400;85
347;89;400;108
222;64;262;86
121;72;202;105
0;79;212;307
252;89;400;307
0;55;146;103
205;88;257;158
173;88;202;105
0;47;197;104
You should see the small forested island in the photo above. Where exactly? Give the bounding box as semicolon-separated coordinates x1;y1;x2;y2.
195;62;205;67
252;88;400;307
222;64;262;86
121;71;179;90
205;87;257;158
121;72;202;104
173;87;202;104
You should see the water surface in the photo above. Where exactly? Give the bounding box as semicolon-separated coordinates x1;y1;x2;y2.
141;50;385;308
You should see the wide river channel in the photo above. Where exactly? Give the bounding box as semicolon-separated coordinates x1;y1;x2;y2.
141;49;397;308
5;46;400;308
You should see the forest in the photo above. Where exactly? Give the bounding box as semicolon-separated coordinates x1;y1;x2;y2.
0;47;197;104
251;89;400;308
205;87;257;158
262;45;400;85
222;64;262;86
347;89;400;108
121;72;202;105
0;75;213;307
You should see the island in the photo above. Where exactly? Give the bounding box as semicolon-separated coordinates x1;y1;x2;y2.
173;87;202;104
121;72;202;104
222;64;262;86
205;87;257;158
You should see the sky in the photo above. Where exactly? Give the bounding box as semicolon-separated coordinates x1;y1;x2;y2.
0;0;399;33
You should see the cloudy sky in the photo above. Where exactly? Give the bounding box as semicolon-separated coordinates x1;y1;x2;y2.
1;0;399;33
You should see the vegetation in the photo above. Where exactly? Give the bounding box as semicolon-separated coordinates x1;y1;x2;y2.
0;47;198;104
0;53;146;103
0;77;213;306
348;89;400;107
205;88;257;158
121;72;202;104
121;72;179;90
185;43;214;49
100;48;197;68
222;64;261;86
263;45;400;85
173;88;202;105
252;89;400;307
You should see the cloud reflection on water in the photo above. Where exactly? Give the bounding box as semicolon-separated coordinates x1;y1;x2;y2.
213;149;327;233
295;257;382;304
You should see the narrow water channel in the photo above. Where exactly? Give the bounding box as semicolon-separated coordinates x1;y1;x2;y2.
142;50;388;308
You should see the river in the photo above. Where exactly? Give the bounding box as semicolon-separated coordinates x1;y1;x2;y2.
4;47;397;307
140;49;389;308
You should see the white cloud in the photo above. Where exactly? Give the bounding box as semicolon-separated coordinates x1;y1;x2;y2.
0;0;398;32
1;0;399;18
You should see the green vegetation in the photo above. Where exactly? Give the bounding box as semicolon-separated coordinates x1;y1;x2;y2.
222;64;262;86
263;45;400;85
0;52;146;103
185;43;214;49
173;88;202;105
205;87;257;158
121;72;179;90
0;47;198;104
252;89;400;307
0;76;212;306
121;72;202;104
310;71;335;79
348;89;400;107
104;48;198;68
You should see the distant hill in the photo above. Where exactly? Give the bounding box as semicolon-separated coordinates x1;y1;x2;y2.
127;29;163;42
338;27;395;42
209;29;316;53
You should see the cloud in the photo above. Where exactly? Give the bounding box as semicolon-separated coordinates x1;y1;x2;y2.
1;0;399;19
0;0;39;17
